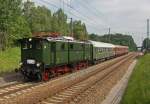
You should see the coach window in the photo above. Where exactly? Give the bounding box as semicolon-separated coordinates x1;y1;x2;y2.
99;48;101;52
100;48;102;52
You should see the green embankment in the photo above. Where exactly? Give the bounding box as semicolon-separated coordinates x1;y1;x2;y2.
121;54;150;104
0;48;20;74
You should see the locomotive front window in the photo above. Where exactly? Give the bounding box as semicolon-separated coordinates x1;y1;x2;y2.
29;44;33;49
22;42;32;50
21;40;42;50
22;42;28;49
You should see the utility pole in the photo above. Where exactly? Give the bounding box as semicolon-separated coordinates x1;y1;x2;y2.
147;19;149;39
59;0;61;8
70;18;73;37
67;0;73;37
147;19;149;49
62;0;65;11
108;27;111;42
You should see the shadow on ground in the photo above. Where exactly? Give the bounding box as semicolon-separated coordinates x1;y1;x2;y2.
0;72;23;85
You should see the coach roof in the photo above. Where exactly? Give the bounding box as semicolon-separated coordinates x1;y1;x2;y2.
89;40;115;48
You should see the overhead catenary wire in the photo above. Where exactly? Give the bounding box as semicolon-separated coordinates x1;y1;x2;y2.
61;0;106;28
61;0;110;34
39;0;106;32
75;0;107;19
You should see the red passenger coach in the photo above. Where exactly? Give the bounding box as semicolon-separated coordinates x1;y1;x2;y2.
114;45;129;56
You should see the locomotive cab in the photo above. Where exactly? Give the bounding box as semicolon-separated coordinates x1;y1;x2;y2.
19;38;45;80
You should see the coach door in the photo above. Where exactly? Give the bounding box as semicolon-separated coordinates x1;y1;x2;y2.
43;41;51;66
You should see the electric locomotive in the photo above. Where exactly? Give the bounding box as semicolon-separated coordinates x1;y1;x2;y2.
18;36;92;81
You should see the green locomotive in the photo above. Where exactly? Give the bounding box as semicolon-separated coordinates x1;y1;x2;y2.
19;36;93;80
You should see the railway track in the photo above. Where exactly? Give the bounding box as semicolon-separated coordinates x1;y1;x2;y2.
38;54;136;104
0;82;36;96
0;53;137;104
0;82;22;89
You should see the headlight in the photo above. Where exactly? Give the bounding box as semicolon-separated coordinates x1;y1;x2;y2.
29;38;32;41
36;63;41;67
27;59;35;64
19;62;23;66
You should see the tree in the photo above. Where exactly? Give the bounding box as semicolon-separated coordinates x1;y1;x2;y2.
0;0;89;51
23;1;52;32
0;0;31;50
142;38;150;50
52;9;69;35
73;20;88;40
23;2;88;39
89;33;137;51
23;0;35;30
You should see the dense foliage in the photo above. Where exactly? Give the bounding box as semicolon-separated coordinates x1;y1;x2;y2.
89;33;137;51
0;0;31;50
0;0;88;51
142;38;150;51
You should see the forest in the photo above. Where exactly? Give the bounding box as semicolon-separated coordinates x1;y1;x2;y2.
89;33;137;51
0;0;137;51
0;0;88;51
142;38;150;51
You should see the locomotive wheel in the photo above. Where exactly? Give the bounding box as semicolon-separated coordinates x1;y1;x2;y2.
23;76;30;82
43;71;49;81
37;73;42;81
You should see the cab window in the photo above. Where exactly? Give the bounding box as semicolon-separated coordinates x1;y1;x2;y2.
22;42;28;49
21;39;42;50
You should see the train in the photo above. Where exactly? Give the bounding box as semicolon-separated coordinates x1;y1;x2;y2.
18;35;128;81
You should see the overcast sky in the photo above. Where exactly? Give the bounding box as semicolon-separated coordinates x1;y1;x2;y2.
32;0;150;46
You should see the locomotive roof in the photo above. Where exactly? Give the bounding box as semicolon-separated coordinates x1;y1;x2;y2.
46;37;91;44
19;37;91;44
89;40;129;48
89;40;115;48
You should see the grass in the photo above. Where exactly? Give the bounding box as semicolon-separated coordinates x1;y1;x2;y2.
121;54;150;104
0;47;20;75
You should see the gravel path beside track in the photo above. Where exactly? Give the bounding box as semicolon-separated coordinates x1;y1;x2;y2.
0;53;137;104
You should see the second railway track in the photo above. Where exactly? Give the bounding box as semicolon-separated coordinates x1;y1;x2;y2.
0;53;137;104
